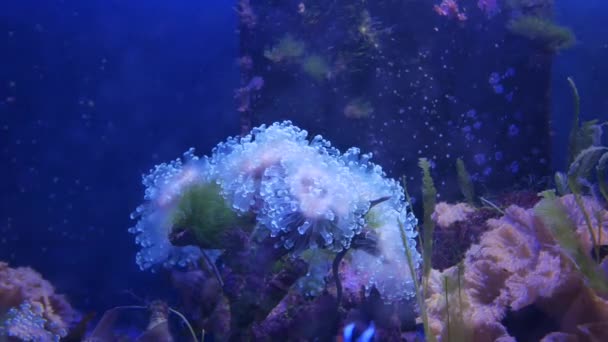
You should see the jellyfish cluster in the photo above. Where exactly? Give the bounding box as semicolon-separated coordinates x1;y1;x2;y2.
129;121;421;300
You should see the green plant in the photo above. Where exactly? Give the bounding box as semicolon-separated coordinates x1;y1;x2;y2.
400;162;439;342
263;34;306;63
441;263;471;342
418;158;437;280
456;158;475;205
553;78;608;261
508;16;575;52
301;54;330;81
566;77;605;164
172;183;239;249
535;195;608;296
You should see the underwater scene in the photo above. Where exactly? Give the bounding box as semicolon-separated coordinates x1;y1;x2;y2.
1;0;608;341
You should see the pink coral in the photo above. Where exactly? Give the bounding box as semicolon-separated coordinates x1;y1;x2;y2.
433;0;467;21
425;195;608;341
0;262;77;339
431;202;475;228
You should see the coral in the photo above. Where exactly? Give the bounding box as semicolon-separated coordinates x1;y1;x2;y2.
234;76;264;113
496;190;541;209
131;121;421;302
431;206;497;271
236;0;256;29
425;195;608;340
2;302;61;341
431;202;475;229
0;262;77;341
433;0;467;21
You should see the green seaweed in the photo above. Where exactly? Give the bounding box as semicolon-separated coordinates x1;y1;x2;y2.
418;158;437;279
554;172;569;196
400;218;435;342
535;197;608;296
567;146;608;194
441;263;470;342
598;152;608;203
456;158;475;205
566;77;606;164
263;34;306;63
566;145;608;262
364;208;382;230
400;176;435;342
508;16;575;52
301;54;330;81
538;189;557;200
172;183;239;249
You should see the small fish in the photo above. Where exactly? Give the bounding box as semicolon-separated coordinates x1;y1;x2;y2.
342;321;375;342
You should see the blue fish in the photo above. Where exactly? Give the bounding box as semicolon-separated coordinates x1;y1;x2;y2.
343;321;375;342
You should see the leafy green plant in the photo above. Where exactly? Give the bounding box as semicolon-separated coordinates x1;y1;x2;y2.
301;54;330;81
553;78;608;261
172;183;239;249
263;34;306;63
400;217;434;342
441;263;470;342
508;16;575;52
535;195;608;296
399;161;441;342
418;158;437;280
456;158;475;205
566;77;605;164
400;176;435;342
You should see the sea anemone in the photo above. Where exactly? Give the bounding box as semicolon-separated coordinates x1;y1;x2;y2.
130;121;421;302
129;148;207;270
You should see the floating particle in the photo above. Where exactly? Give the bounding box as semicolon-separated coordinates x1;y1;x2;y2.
508;124;519;137
474;153;486;166
509;161;519;174
489;72;501;85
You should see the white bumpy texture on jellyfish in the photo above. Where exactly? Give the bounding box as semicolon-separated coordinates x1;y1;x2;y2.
130;121;421;301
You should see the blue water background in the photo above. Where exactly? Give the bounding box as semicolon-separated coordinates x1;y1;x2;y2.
0;0;238;310
552;0;608;169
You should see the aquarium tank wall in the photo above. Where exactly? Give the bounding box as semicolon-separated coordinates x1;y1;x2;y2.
1;0;608;341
